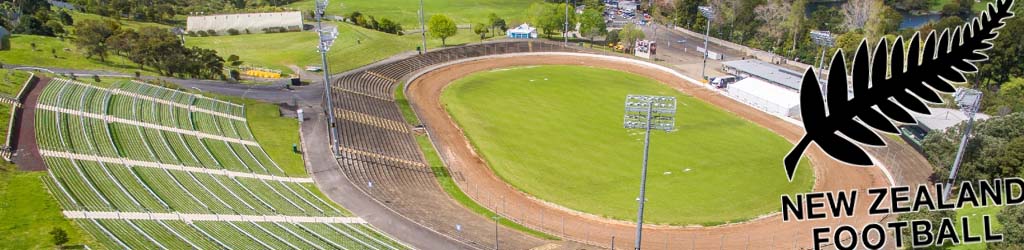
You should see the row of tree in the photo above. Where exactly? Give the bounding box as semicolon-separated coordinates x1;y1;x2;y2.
74;19;225;79
346;11;403;34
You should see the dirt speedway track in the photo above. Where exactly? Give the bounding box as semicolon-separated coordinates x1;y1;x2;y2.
406;53;897;249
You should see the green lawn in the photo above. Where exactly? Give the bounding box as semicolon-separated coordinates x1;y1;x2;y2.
287;0;540;28
0;169;99;249
441;65;814;226
187;22;499;75
0;104;10;144
0;70;32;97
243;102;307;177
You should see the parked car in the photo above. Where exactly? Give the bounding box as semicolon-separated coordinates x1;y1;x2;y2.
711;75;739;88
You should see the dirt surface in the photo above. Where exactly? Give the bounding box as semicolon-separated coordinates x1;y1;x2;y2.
407;54;895;249
11;76;48;171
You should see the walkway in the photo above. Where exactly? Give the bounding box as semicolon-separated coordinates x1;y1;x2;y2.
36;104;258;146
39;150;313;183
62;211;365;224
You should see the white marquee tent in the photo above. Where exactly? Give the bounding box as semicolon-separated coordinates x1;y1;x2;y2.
727;77;800;118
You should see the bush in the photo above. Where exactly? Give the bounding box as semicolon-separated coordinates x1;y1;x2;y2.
206;29;218;36
227;28;240;35
187;31;197;36
196;30;208;37
229;69;241;80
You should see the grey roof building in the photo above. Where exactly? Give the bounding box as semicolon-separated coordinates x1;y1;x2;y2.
721;59;804;91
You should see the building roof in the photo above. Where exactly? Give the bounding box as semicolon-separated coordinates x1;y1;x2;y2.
729;77;800;109
722;59;804;91
913;107;991;131
508;23;536;34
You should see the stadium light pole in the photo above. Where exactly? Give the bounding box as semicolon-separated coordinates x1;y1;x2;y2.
942;88;983;200
698;6;714;80
623;95;677;250
811;30;835;84
419;0;427;53
315;0;341;157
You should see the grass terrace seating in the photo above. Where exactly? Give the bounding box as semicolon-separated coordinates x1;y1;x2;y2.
37;79;406;249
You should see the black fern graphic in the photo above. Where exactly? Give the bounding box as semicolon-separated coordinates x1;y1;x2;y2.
783;0;1016;181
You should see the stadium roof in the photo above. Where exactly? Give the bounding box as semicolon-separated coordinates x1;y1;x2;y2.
913;107;991;131
722;59;804;91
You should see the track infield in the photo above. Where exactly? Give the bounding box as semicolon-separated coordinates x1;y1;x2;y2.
439;65;814;226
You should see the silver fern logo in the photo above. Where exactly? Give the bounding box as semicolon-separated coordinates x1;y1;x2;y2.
783;0;1016;182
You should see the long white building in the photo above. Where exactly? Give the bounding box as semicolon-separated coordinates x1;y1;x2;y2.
187;11;303;33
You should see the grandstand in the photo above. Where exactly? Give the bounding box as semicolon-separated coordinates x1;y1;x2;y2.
328;41;581;247
36;78;407;249
186;11;303;34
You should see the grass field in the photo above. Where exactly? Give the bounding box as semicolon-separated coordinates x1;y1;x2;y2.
0;70;32;97
183;22;494;75
287;0;539;27
0;166;98;249
441;65;814;226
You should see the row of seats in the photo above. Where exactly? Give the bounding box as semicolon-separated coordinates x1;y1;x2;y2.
327;41;584;243
35;78;408;249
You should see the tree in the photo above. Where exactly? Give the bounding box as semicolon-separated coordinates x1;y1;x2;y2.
619;23;646;51
14;15;52;36
606;29;620;44
785;0;809;53
74;19;120;62
473;23;489;41
579;8;607;47
529;2;573;38
428;14;457;46
487;13;506;37
990;205;1024;248
866;2;902;39
754;0;790;46
994;78;1024;114
58;10;73;25
45;20;64;37
49;228;68;247
673;0;705;30
842;0;874;31
923;113;1024;182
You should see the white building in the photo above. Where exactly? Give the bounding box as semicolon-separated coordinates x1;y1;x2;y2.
187;11;303;34
507;24;538;39
727;77;801;118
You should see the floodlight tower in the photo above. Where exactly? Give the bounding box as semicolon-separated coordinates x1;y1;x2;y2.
698;6;714;80
810;30;835;94
315;0;341;157
942;88;983;200
623;95;677;250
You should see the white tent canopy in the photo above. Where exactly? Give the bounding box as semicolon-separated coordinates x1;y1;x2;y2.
727;77;800;118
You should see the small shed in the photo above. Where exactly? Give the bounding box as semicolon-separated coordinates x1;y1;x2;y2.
0;26;10;51
507;23;538;39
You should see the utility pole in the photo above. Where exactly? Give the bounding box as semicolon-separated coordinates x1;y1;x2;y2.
698;6;715;80
564;0;570;46
419;0;427;53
